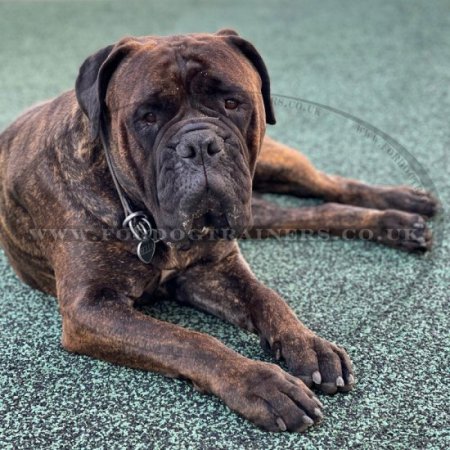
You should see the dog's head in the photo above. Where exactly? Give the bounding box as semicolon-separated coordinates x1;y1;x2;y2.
75;30;275;244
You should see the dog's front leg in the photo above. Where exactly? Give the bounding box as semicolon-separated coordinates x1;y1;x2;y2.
168;244;355;394
55;244;322;432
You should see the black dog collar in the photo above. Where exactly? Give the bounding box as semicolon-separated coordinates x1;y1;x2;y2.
99;120;157;264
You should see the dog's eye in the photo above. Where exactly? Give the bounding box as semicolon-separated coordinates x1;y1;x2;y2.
142;112;157;124
224;99;239;110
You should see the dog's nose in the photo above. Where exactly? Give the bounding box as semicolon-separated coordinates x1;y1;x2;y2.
176;130;224;160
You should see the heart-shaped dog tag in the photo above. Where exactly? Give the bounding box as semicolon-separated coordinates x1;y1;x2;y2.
137;239;155;264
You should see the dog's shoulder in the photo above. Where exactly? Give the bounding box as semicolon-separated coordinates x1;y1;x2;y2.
0;90;93;208
0;90;87;174
1;90;84;148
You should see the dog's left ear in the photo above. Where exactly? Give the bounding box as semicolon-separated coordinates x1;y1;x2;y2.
216;29;276;125
75;38;137;140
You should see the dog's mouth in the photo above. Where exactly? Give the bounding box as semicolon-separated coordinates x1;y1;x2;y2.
162;206;248;251
188;210;232;239
192;210;228;228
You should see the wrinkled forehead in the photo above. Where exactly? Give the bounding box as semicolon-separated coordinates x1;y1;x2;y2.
107;34;261;109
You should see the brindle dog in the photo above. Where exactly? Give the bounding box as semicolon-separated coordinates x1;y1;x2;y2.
0;30;437;432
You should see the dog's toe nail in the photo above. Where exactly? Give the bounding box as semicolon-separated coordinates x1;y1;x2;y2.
272;341;282;360
303;415;314;425
348;374;355;385
312;371;322;384
314;407;323;418
414;222;425;229
336;376;345;387
276;417;287;431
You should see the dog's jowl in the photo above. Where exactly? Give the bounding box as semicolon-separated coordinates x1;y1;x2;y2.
0;30;437;432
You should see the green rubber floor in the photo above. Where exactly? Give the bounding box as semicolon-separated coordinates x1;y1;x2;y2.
0;1;449;449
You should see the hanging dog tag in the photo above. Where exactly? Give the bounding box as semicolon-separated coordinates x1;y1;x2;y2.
137;239;155;264
123;211;157;265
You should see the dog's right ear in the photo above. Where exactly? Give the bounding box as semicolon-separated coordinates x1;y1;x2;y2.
75;39;136;140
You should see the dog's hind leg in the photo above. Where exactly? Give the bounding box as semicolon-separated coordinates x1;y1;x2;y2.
254;136;438;217
248;195;432;252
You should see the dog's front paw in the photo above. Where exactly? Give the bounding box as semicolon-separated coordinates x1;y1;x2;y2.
219;360;323;432
261;331;355;394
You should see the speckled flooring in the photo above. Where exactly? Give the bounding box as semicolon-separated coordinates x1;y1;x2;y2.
0;0;449;449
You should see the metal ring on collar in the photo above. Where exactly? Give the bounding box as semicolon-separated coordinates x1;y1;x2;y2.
123;211;153;241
